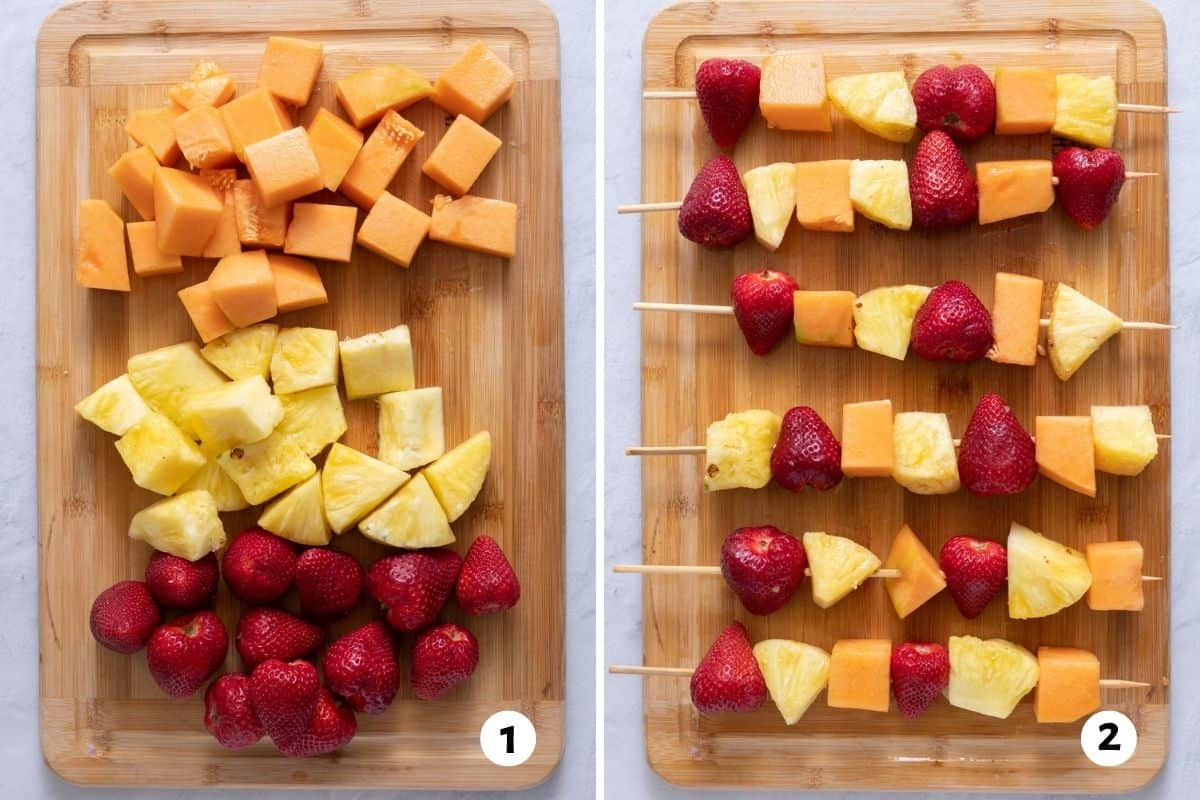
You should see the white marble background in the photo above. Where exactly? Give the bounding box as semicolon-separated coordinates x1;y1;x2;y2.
603;1;1199;798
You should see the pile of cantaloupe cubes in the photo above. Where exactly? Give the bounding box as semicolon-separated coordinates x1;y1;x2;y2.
77;36;519;343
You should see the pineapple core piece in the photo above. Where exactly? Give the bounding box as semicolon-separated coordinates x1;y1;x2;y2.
339;325;416;400
892;412;960;495
275;385;347;457
852;285;930;360
883;524;946;619
423;431;492;522
1046;283;1123;380
752;639;831;725
201;323;279;380
322;443;410;533
378;387;445;470
1007;522;1092;619
849;160;912;230
803;531;882;609
703;409;782;492
741;163;797;251
259;472;331;546
182;376;284;454
947;635;1039;719
129;490;227;561
1052;74;1118;148
115;412;206;495
827;72;917;143
128;341;228;431
216;432;316;506
1091;405;1158;476
75;374;151;436
270;327;340;394
359;473;455;549
177;459;249;512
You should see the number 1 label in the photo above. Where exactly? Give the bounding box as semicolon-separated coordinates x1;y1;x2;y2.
480;710;536;766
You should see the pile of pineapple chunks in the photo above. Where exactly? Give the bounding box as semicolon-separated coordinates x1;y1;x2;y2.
75;322;492;560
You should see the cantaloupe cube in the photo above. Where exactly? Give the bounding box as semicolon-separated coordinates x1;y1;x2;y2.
827;639;891;712
219;87;292;160
178;281;236;343
339;325;415;400
282;203;356;263
169;61;236;109
994;67;1056;135
243;127;323;209
429;194;517;258
989;272;1044;366
977;160;1055;224
77;199;130;292
200;168;242;258
356;192;430;268
841;399;893;478
793;290;854;347
883;524;946;619
422;114;502;196
268;253;327;313
126;221;182;277
233;179;288;249
1086;541;1144;611
208;250;278;327
1035;416;1096;497
759;52;831;132
1034;647;1100;723
794;160;853;232
306;108;363;192
336;64;433;129
173;105;236;170
257;36;324;106
340;111;423;208
432;42;515;124
125;103;184;165
153;167;224;257
107;146;159;220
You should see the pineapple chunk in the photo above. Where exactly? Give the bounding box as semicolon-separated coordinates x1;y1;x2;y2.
275;385;347;457
128;342;227;430
1052;74;1117;148
947;635;1039;719
216;432;316;505
827;72;917;143
359;473;455;548
201;323;279;380
129;490;226;561
322;443;410;533
75;374;150;435
849;160;912;230
802;531;882;608
339;325;416;400
742;163;797;251
115;412;206;495
1046;283;1123;380
177;458;249;511
1091;405;1159;476
1007;522;1092;619
892;412;960;495
423;431;492;522
752;639;831;725
703;409;782;491
270;327;340;394
259;473;331;546
852;285;930;359
181;376;283;454
378;387;445;470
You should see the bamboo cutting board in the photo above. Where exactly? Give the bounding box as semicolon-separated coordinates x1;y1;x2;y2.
638;0;1168;792
37;0;562;789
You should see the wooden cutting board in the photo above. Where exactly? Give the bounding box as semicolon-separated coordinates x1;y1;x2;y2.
37;0;562;789
638;0;1168;792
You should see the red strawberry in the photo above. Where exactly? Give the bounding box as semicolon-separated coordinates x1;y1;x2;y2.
890;642;950;719
295;548;363;621
1053;147;1126;229
222;528;298;606
957;393;1037;497
204;673;264;749
236;608;324;669
411;623;479;700
249;658;321;746
89;580;161;654
912;64;996;141
455;535;520;615
276;687;357;758
909;130;978;228
323;621;401;714
366;549;462;633
677;156;752;248
770;406;843;491
689;622;766;713
731;269;799;355
146;609;229;698
939;536;1007;619
910;280;993;361
695;58;761;149
145;551;218;609
719;526;806;615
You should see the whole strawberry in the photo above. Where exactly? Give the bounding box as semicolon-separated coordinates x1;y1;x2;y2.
695;58;761;149
204;673;264;749
295;548;363;621
1053;147;1126;229
677;155;752;248
720;526;806;615
145;551;218;609
367;549;462;633
689;622;766;713
236;608;324;669
939;536;1007;619
411;623;479;700
456;535;520;615
910;280;993;361
323;621;401;714
146;609;229;698
89;580;161;654
890;642;950;719
912;64;996;141
250;658;321;746
770;406;843;491
731;269;799;356
222;528;298;605
910;131;978;228
957;393;1037;497
276;687;357;758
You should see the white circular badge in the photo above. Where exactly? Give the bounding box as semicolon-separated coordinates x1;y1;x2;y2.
480;710;536;767
1081;710;1137;767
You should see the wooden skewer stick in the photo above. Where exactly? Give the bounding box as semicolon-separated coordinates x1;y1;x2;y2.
613;563;1161;582
627;433;1169;456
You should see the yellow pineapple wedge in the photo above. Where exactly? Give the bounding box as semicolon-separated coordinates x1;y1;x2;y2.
359;473;455;548
1052;74;1117;148
339;325;416;400
703;410;782;491
270;327;340;394
129;490;226;561
742;163;797;251
216;432;316;505
115;412;206;495
259;473;331;546
892;412;960;494
827;72;917;142
802;531;882;608
752;639;831;725
378;387;445;470
182;376;283;454
75;374;151;435
423;431;492;522
1007;522;1092;619
201;323;279;380
1046;283;1123;380
947;635;1039;719
852;285;930;359
177;458;249;512
322;443;410;533
848;160;912;230
275;385;347;457
128;342;227;430
1091;405;1159;476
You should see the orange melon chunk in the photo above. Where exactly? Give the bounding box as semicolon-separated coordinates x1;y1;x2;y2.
827;639;891;712
428;194;517;258
989;272;1043;366
976;160;1055;224
107;146;159;220
793;290;854;348
200;169;242;258
173;105;236;170
153;167;224;257
1035;416;1096;497
178;281;235;343
243;127;324;209
208;250;278;327
794;160;853;232
841;399;893;478
77;199;130;291
759;52;832;132
258;36;324;106
233;179;289;249
432;43;515;124
1034;647;1100;723
883;524;946;619
1086;541;1144;611
306;108;363;192
340;111;423;209
284;203;357;263
268;253;327;313
423;114;502;196
335;64;433;129
126;221;183;277
356;192;431;268
994;67;1056;135
125;103;185;165
219;87;292;160
169;62;236;109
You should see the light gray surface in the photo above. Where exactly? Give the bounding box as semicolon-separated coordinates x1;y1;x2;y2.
2;0;595;796
603;1;1196;798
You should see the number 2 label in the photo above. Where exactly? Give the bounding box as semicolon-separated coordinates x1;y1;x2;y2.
1081;711;1137;767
